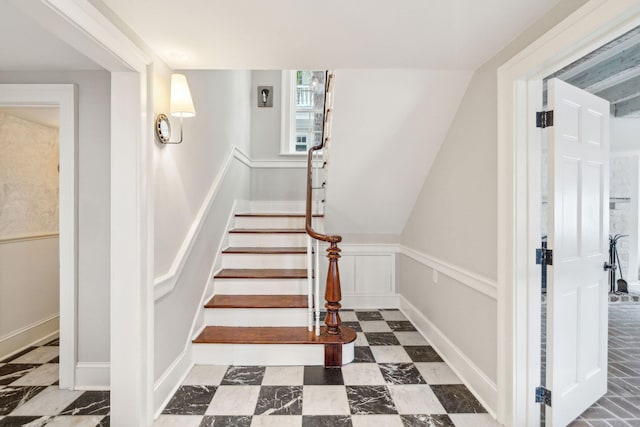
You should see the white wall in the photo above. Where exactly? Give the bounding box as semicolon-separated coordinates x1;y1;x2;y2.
611;117;640;152
398;0;588;413
153;70;252;383
324;69;471;235
0;71;111;366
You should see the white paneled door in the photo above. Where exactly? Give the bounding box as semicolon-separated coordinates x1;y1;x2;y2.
546;78;610;427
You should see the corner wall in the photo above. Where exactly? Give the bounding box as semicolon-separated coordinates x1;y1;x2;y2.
398;0;588;415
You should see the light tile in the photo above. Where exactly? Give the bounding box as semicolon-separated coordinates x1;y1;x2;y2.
448;413;503;427
10;347;59;364
339;312;359;322
341;364;385;385
183;365;228;386
11;364;59;386
370;346;412;364
10;386;83;415
415;362;461;384
250;415;302;426
205;385;259;415
302;385;350;415
387;384;446;414
394;332;427;346
380;311;407;321
360;321;392;333
351;414;404;427
262;366;304;385
152;415;204;427
44;415;106;426
354;333;368;347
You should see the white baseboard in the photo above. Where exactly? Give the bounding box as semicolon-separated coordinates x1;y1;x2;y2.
75;362;110;390
342;294;399;309
0;314;59;360
154;347;193;419
399;296;497;417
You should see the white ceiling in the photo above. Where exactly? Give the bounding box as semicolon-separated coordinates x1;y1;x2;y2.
99;0;562;70
0;2;101;71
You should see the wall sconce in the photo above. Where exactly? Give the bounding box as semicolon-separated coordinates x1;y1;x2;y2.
155;73;196;144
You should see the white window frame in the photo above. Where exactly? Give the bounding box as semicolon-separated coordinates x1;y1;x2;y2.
280;70;325;155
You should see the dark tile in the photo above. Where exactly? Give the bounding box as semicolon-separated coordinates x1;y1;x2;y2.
387;321;417;332
161;386;215;415
404;346;443;363
98;416;110;426
578;405;615;419
304;366;344;385
430;384;487;413
365;333;400;346
48;357;59;364
0;348;36;364
254;386;302;415
44;338;59;346
353;347;375;363
400;414;454;427
0;364;39;385
345;385;397;415
0;386;46;415
356;311;383;321
221;366;265;385
200;415;252;426
379;363;425;385
61;390;110;415
342;322;362;332
606;397;640;417
302;415;352;426
0;416;48;426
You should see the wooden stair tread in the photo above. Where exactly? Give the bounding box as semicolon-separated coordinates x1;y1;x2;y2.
193;326;357;345
214;269;308;279
223;247;307;254
205;295;308;308
229;228;306;234
235;213;323;218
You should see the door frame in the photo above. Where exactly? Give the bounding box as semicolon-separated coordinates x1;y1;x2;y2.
0;84;77;389
497;1;640;426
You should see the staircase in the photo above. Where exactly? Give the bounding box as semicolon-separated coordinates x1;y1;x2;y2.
192;212;356;366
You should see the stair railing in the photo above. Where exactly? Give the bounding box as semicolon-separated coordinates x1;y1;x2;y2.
305;71;343;337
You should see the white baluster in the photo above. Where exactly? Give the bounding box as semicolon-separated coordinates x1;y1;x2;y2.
315;239;321;336
307;235;313;332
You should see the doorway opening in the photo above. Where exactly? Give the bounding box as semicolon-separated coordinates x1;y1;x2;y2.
537;24;640;425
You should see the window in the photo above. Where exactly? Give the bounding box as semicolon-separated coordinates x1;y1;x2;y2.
281;70;327;155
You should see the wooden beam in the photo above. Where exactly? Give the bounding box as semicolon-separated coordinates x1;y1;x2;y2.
595;73;640;103
614;94;640;117
565;43;640;91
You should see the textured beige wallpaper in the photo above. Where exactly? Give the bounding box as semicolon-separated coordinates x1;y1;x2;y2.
0;112;59;239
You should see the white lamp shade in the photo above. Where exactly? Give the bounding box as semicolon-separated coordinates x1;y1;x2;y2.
170;73;196;118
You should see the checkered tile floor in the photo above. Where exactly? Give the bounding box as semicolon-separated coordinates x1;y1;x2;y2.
154;309;499;427
0;338;110;426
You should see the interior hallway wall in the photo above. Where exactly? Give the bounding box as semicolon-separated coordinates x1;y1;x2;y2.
0;71;111;368
398;0;589;413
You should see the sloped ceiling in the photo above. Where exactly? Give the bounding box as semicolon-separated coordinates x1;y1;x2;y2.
97;0;562;70
0;2;101;71
325;69;472;234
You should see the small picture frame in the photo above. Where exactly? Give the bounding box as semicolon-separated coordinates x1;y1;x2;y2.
257;86;273;108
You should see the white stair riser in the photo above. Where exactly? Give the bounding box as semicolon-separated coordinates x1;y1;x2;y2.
228;233;307;247
221;253;307;269
205;308;308;327
214;279;309;295
234;217;306;229
192;342;354;366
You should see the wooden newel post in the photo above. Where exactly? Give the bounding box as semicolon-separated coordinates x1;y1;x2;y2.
324;241;342;335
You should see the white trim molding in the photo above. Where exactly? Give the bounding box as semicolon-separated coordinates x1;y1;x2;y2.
0;233;59;245
399;245;497;300
400;296;498;417
154;347;193;418
0;315;59;361
154;147;251;300
75;362;110;390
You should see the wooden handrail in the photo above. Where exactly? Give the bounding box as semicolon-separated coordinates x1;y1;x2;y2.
305;71;343;337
